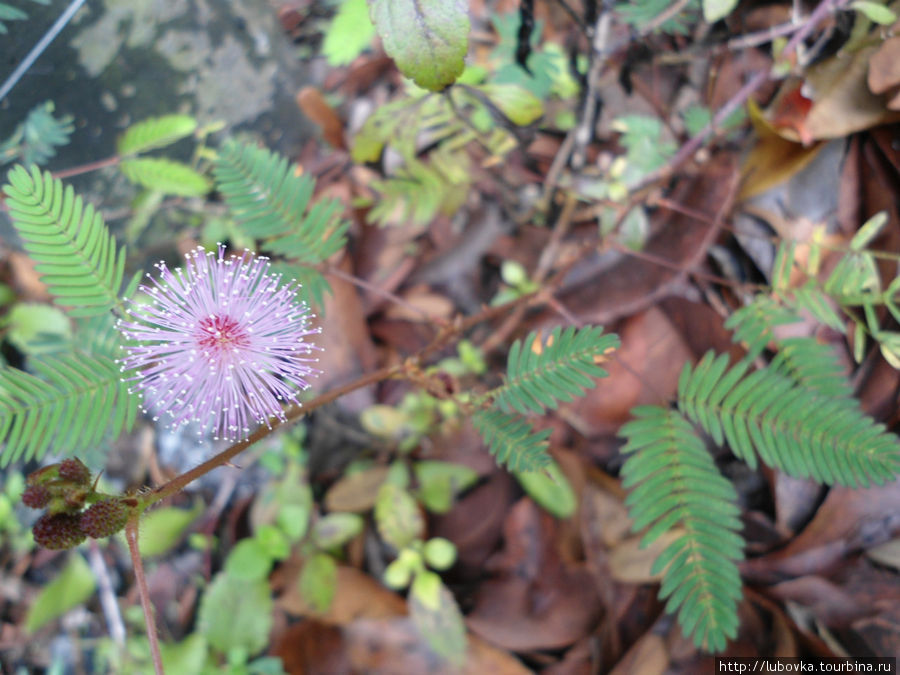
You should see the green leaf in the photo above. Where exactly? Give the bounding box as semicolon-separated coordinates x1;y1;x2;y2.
25;553;96;633
198;573;273;655
679;356;900;488
158;634;209;675
298;552;338;613
120;158;211;196
851;1;897;24
375;483;424;551
620;406;744;651
117;114;198;156
493;325;619;415
368;0;469;91
472;408;552;472
478;83;543;125
225;538;274;581
0;352;139;466
409;572;467;665
323;0;376;66
851;211;889;250
3;165;127;317
5;303;71;354
213;140;348;267
138;503;203;557
514;459;577;519
414;460;478;513
703;0;739;22
255;524;291;561
312;512;364;549
422;537;457;570
1;101;74;166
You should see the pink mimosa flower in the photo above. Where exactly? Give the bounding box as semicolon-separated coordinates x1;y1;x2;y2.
117;245;320;440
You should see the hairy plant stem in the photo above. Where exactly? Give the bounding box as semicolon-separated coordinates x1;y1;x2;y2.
126;518;163;675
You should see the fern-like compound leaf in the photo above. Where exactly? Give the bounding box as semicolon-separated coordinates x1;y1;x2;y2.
724;295;799;362
726;295;853;399
493;325;619;415
471;409;551;472
3;165;126;317
620;405;744;652
117;114;198;156
0;353;140;466
213;141;348;264
679;352;900;486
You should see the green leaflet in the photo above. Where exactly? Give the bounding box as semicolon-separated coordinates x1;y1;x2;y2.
119;157;211;197
494;325;619;415
472;408;551;472
117;114;198;156
3;165;126;317
678;353;900;487
214;140;347;259
619;406;744;652
0;352;140;466
367;0;469;91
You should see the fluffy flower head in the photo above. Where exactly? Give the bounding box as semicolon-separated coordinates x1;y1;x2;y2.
117;245;320;440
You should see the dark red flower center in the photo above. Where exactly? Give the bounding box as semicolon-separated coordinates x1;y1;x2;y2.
195;315;250;354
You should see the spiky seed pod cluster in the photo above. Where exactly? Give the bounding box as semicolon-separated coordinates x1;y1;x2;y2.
80;498;136;539
22;459;139;549
23;457;93;515
32;513;87;550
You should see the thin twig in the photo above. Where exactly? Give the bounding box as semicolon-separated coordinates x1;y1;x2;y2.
53;156;121;180
126;519;164;675
323;263;441;324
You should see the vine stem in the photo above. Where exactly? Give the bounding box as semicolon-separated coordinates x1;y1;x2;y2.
126;518;164;675
145;284;543;506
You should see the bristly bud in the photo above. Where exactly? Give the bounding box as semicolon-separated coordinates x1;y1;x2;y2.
22;485;51;509
26;464;60;487
58;458;91;485
80;498;134;539
32;513;86;550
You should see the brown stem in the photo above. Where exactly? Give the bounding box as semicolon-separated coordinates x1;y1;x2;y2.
126;518;164;675
52;155;121;180
146;289;546;505
148;364;400;505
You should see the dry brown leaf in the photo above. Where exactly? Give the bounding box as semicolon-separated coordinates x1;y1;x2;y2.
581;485;632;549
742;481;900;584
278;564;406;622
609;633;669;675
296;86;346;149
739;98;823;200
343;617;532;675
323;466;390;512
608;530;684;584
868;37;900;98
866;538;900;571
804;46;900;139
566;307;692;434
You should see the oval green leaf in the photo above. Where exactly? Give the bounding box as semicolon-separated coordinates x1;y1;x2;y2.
198;573;272;654
375;482;424;551
515;459;577;519
312;512;364;549
368;0;469;91
478;84;543;126
120;158;211;197
117;114;198;156
298;552;338;613
25;553;96;633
